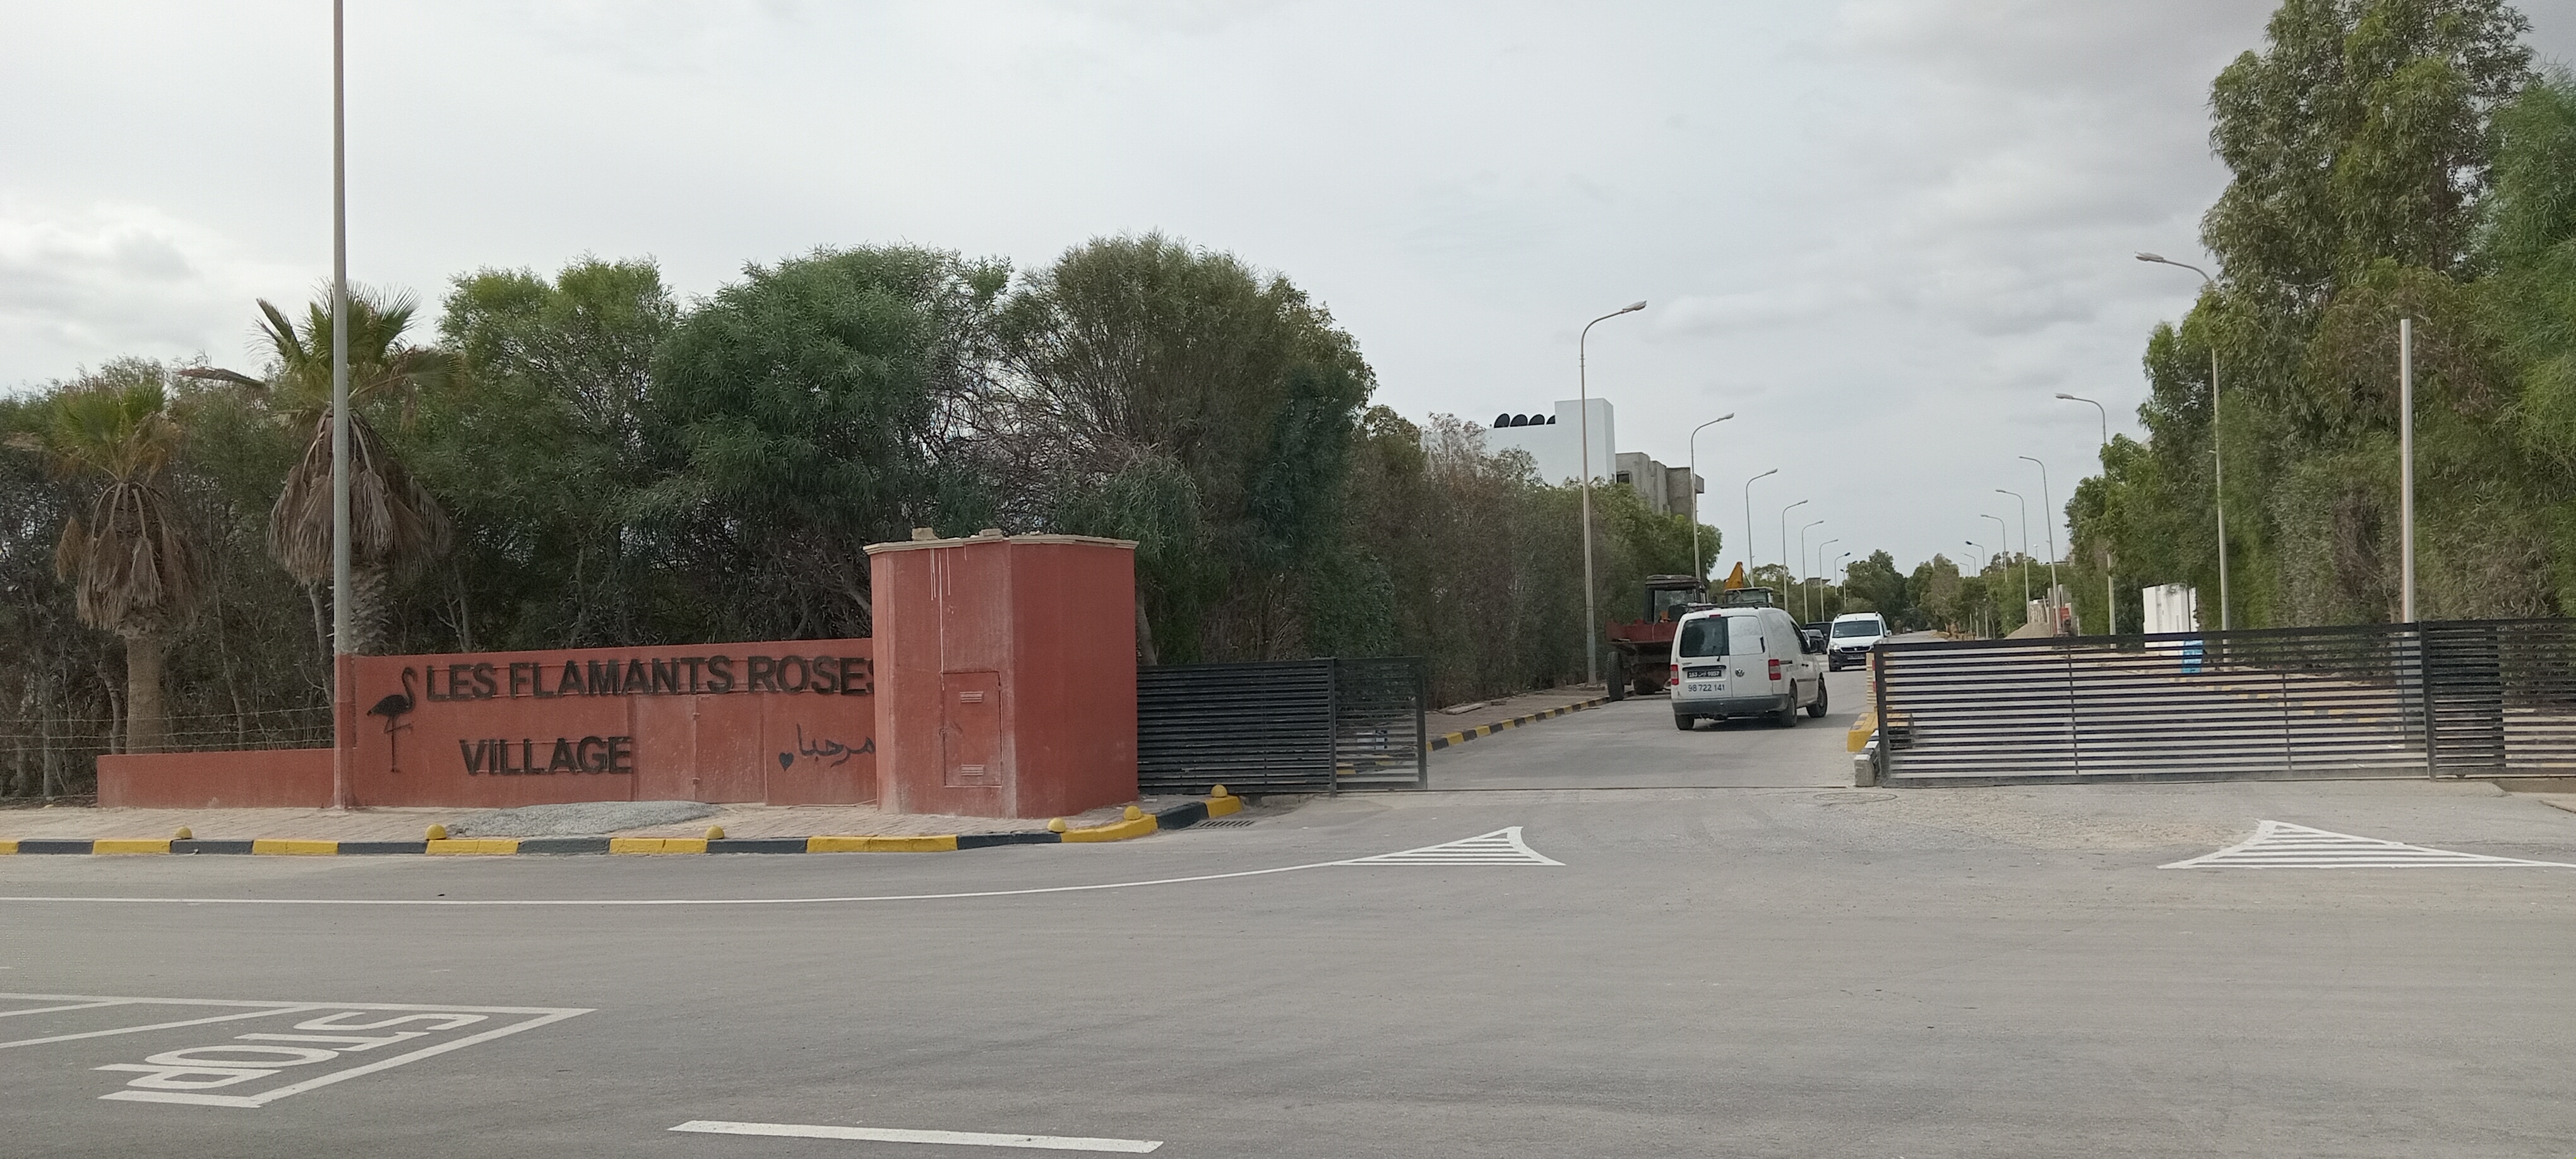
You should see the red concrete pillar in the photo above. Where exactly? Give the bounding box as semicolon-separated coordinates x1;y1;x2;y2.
866;532;1138;818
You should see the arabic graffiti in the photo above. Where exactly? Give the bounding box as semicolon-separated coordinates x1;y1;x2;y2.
779;724;875;771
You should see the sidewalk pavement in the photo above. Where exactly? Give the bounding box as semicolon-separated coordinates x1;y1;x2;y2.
0;797;1195;843
1431;685;1613;738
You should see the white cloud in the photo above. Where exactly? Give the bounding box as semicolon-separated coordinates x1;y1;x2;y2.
2;0;2570;568
0;201;307;385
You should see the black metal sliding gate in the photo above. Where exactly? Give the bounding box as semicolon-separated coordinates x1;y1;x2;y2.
1872;619;2576;785
1136;657;1429;795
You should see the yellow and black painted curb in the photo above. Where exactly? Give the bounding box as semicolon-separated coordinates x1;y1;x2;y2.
1428;696;1610;752
0;793;1245;858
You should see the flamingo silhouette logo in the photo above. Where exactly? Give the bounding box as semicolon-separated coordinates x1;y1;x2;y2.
367;667;418;771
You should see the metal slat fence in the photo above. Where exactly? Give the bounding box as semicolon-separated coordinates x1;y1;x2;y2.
1136;657;1428;795
1873;619;2576;785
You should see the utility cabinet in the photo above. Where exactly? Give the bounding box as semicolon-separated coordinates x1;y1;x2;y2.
866;532;1138;818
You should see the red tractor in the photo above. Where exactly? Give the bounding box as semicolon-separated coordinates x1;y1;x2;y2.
1604;575;1712;699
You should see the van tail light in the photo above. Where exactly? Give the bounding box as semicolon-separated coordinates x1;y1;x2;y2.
1670;663;1679;685
1768;657;1782;681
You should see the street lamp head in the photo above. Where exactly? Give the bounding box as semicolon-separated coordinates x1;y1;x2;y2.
2135;252;2166;264
1752;467;1779;481
1620;300;1647;313
1716;412;1735;422
2054;392;2079;400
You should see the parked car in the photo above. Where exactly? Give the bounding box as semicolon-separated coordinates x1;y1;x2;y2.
1802;622;1830;653
1826;612;1888;670
1669;606;1827;730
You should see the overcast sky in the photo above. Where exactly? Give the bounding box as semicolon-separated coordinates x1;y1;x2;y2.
6;1;2572;576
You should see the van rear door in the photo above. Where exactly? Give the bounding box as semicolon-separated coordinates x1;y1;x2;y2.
1675;614;1765;699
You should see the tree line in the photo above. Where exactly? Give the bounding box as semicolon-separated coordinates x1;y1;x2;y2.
0;234;1715;794
2068;0;2576;632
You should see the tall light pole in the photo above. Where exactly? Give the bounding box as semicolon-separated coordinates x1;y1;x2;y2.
1686;413;1735;583
1798;519;1825;621
2019;455;2058;631
1997;488;2031;608
1965;540;1987;637
329;0;355;810
2400;317;2418;622
2138;252;2228;630
1981;513;2010;596
1577;299;1647;687
1816;537;1840;619
2057;393;2114;633
1777;499;1809;591
1742;468;1778;586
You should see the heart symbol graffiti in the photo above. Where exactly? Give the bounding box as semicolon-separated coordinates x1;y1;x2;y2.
776;751;795;770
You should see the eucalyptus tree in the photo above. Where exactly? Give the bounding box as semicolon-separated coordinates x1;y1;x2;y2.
644;246;1006;642
997;233;1373;660
8;362;205;751
182;292;454;655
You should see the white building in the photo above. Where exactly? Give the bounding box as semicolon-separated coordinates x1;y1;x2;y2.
1485;398;1616;486
1483;398;1700;514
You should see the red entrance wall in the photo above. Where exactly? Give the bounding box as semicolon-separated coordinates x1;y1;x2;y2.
343;641;875;807
95;640;875;810
96;747;333;809
868;533;1137;819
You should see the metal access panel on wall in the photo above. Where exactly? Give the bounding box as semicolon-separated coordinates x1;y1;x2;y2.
941;671;1003;790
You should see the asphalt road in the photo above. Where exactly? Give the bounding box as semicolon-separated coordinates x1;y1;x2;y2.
8;700;2576;1157
1430;666;1871;790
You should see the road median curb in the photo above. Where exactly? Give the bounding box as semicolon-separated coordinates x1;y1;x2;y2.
0;793;1244;858
1428;696;1610;752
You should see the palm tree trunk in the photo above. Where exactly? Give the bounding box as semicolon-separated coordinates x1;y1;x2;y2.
124;632;169;753
347;566;391;655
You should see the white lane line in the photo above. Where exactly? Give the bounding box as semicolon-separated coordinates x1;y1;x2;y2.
0;1006;323;1050
1340;828;1564;866
0;1000;134;1019
0;828;1561;908
672;1119;1160;1153
100;1008;590;1108
2161;820;2576;869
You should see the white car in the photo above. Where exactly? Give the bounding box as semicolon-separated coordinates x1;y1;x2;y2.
1668;606;1827;730
1826;612;1888;671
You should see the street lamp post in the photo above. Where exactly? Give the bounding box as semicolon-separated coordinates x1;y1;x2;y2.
1981;513;2010;611
1798;519;1825;621
1686;414;1735;583
1578;299;1647;687
2019;455;2058;633
328;0;355;811
2400;318;2418;622
1777;499;1809;593
1965;540;1987;637
1816;537;1840;619
1997;488;2031;608
2056;393;2114;633
1742;468;1779;587
2138;252;2228;630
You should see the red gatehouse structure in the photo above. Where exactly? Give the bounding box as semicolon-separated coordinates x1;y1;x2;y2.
96;532;1138;820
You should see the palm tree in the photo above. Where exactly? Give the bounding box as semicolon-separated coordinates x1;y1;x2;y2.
184;291;453;655
9;362;206;752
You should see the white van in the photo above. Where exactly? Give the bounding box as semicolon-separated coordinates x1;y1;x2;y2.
1668;606;1827;730
1826;612;1888;670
